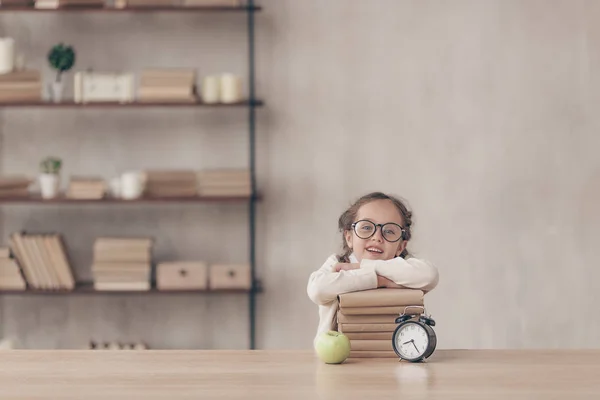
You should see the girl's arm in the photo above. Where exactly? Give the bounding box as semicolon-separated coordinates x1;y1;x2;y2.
307;254;378;306
359;256;439;293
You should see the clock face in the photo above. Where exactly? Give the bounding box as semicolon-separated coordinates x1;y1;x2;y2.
395;322;429;361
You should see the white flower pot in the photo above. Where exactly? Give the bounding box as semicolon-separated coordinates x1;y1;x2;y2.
50;81;63;103
39;173;60;199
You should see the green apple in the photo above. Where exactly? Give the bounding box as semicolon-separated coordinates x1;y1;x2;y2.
314;331;351;364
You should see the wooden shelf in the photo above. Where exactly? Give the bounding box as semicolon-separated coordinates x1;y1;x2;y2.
0;5;262;12
0;99;263;108
0;282;262;295
0;194;257;204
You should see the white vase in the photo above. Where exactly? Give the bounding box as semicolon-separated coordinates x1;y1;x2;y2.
50;81;63;103
0;37;15;74
39;173;60;199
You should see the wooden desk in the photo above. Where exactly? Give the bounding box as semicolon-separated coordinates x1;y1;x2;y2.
0;350;598;399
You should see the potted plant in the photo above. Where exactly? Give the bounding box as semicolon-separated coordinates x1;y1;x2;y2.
39;156;62;199
47;43;75;103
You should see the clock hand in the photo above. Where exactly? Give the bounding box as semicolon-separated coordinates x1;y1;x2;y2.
402;340;413;345
412;341;419;353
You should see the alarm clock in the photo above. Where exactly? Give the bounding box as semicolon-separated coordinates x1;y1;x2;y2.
391;306;437;362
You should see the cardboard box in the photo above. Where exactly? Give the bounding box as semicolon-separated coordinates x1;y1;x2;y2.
209;263;251;290
157;261;207;290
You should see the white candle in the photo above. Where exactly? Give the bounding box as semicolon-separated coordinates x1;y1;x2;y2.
201;75;220;104
219;73;242;103
0;38;15;75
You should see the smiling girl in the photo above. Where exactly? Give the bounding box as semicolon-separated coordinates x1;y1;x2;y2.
306;192;439;342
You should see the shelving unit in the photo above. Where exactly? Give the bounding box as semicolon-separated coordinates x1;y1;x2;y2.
0;0;262;349
0;282;262;295
0;194;258;203
0;5;261;12
0;100;263;108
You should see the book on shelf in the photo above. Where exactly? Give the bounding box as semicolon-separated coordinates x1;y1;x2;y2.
122;0;180;7
34;0;105;8
66;176;107;200
197;168;251;197
181;0;241;6
92;237;153;290
0;0;34;7
138;69;197;103
0;70;42;102
0;247;26;290
8;232;76;290
144;170;198;198
0;175;32;198
0;70;40;82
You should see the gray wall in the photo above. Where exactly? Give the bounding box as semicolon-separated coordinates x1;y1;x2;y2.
1;0;599;350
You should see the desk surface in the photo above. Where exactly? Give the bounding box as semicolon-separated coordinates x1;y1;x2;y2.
0;350;598;399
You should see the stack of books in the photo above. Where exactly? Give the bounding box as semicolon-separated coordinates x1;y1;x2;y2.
145;170;198;198
66;177;107;200
91;237;153;291
197;169;251;197
182;0;240;7
0;70;42;103
0;247;26;290
8;232;75;290
337;288;425;358
0;175;31;198
116;0;180;7
35;0;105;9
0;0;34;7
138;69;196;103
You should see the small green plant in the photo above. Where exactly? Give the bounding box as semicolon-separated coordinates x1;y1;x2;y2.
47;43;75;83
40;157;62;175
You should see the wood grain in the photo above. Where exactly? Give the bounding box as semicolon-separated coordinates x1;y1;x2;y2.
0;350;598;399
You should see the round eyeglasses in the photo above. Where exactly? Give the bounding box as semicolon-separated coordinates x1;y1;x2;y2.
351;220;405;243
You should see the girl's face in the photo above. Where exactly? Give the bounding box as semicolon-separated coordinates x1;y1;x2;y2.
344;199;407;261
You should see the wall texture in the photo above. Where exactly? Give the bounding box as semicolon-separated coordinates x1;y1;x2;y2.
1;0;599;349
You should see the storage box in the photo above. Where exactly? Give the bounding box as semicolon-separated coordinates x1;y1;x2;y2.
209;264;251;290
157;261;207;290
74;71;134;104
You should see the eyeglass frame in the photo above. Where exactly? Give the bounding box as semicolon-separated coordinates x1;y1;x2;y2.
350;220;406;243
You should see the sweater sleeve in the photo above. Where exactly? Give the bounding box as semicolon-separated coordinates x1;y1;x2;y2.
360;256;439;293
307;254;378;306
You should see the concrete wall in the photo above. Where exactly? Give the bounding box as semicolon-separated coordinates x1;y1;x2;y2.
1;0;599;349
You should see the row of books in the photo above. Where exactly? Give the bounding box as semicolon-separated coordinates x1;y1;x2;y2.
6;232;75;290
0;233;252;291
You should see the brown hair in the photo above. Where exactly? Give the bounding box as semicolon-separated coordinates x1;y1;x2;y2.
337;192;413;262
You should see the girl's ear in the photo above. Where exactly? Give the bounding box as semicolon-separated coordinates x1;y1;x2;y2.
344;230;353;249
395;240;407;257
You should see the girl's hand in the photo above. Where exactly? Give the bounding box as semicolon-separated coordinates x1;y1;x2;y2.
377;275;402;288
334;263;360;272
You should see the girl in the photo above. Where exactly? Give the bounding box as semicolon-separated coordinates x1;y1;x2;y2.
307;192;439;343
